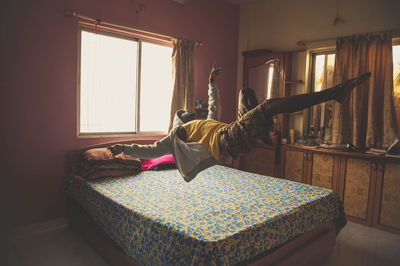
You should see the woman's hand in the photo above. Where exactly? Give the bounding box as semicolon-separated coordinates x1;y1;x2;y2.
209;63;222;84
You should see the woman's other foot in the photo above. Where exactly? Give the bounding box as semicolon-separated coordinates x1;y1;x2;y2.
335;72;371;103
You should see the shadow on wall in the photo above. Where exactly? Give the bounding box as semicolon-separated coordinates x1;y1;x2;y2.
0;189;15;266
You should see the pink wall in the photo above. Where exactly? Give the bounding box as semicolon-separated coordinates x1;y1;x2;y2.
0;0;239;226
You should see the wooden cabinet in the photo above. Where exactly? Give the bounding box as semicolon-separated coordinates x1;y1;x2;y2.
282;145;377;224
239;144;277;177
279;144;400;233
283;148;306;183
310;153;339;190
339;157;375;225
373;161;400;234
282;145;340;192
239;144;400;233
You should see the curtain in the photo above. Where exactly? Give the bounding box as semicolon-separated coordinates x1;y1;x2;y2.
332;32;398;148
394;62;400;138
168;37;196;131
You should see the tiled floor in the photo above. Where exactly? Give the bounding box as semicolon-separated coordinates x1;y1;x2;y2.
4;221;400;266
323;222;400;266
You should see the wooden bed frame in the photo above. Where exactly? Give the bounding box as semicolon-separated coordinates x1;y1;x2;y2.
65;140;338;266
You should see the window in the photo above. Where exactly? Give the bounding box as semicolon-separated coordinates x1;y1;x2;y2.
79;28;173;136
307;40;400;141
312;52;335;93
393;42;400;136
266;62;275;100
309;50;336;140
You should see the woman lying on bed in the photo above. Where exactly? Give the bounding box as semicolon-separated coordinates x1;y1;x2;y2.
108;65;371;182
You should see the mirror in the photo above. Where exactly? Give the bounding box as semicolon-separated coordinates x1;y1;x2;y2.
309;52;335;141
246;59;280;133
247;60;280;103
242;50;291;138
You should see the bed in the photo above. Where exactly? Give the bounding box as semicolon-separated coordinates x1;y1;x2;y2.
65;142;345;265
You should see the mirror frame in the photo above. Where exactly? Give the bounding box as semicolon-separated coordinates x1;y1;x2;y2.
241;49;292;138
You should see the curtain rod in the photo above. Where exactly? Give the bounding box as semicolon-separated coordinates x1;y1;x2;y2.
64;9;203;46
296;28;400;47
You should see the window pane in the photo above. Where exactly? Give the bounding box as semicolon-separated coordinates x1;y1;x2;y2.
393;45;400;136
314;55;326;92
326;54;335;88
393;45;400;97
311;52;335;140
266;63;275;99
140;42;173;132
313;53;335;92
80;31;137;133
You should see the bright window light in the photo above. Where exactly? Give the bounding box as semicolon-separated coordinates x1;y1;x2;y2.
314;55;325;92
393;44;400;135
140;42;173;132
326;54;335;88
393;45;400;97
80;30;137;133
79;28;173;135
266;63;274;99
313;53;335;92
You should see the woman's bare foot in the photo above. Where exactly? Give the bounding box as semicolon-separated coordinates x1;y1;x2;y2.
334;72;371;103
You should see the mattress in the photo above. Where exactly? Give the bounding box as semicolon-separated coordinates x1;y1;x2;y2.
66;165;344;265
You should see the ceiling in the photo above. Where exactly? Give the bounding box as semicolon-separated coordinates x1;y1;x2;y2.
227;0;261;4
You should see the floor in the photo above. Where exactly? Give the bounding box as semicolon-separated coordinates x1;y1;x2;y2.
3;221;400;266
6;224;109;266
323;222;400;266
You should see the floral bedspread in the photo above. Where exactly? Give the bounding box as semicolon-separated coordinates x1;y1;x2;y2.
66;165;344;265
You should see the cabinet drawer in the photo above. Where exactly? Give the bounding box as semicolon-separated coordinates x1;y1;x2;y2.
379;163;400;229
343;158;372;220
311;153;334;189
284;149;304;183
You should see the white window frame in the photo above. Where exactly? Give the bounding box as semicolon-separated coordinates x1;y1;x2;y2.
302;47;336;133
308;48;336;93
77;26;173;138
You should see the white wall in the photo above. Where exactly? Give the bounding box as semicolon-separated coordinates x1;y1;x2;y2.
236;0;400;135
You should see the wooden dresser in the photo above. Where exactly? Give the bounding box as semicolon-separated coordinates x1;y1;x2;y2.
236;143;400;234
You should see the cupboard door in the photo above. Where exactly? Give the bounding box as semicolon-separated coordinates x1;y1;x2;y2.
311;153;334;189
284;149;305;183
243;147;275;177
343;158;372;221
378;162;400;229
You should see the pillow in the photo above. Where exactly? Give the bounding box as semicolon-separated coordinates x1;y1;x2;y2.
82;148;140;165
75;162;141;179
71;147;142;180
141;154;176;171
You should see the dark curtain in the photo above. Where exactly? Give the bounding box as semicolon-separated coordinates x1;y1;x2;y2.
332;32;397;148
